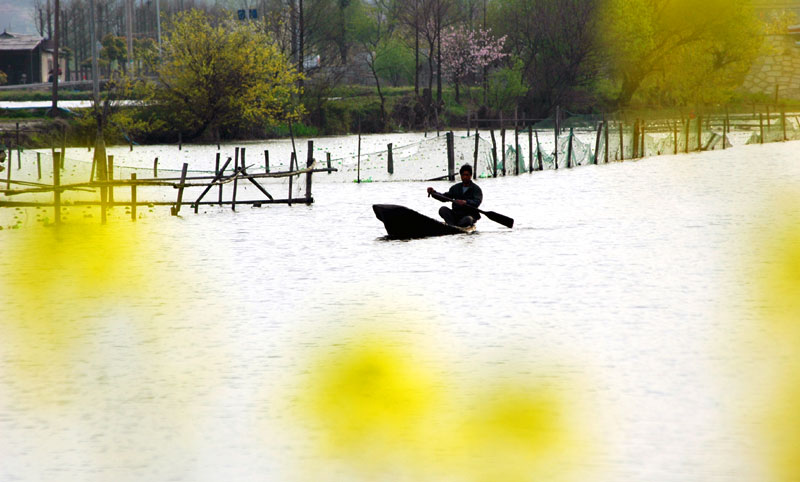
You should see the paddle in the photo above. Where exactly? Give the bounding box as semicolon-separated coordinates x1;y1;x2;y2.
428;191;514;228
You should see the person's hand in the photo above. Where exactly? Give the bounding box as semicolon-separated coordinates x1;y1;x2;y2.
455;199;466;206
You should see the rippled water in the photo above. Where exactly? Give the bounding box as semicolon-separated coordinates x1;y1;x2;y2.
1;138;799;481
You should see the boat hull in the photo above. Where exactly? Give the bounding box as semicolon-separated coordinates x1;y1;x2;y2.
373;204;475;238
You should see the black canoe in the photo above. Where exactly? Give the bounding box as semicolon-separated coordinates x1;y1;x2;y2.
373;204;475;238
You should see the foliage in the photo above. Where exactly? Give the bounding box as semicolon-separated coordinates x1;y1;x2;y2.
489;0;601;117
374;37;415;87
0;70;7;85
599;0;763;106
487;61;527;112
148;9;304;141
763;10;799;35
100;34;127;72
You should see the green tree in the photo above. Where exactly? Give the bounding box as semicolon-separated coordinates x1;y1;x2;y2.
100;34;127;75
0;70;7;85
374;37;415;86
150;9;304;140
600;0;762;106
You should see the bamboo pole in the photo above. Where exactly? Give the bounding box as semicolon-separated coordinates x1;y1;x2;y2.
594;122;602;164
473;128;480;177
108;155;114;203
528;126;533;173
305;140;313;200
37;152;42;179
501;128;506;176
153;157;158;177
387;143;393;174
447;132;455;181
232;148;240;211
490;129;498;177
216;153;222;205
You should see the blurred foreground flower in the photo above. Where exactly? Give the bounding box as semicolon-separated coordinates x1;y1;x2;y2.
297;327;590;481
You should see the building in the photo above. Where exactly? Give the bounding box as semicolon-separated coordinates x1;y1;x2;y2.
0;30;66;85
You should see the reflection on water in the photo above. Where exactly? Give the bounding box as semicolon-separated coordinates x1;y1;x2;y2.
1;139;800;481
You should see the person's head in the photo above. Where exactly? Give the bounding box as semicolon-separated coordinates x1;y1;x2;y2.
459;164;473;184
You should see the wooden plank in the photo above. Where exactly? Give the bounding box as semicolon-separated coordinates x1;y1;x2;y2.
171;163;189;216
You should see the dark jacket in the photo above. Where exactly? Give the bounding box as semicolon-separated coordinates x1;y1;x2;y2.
445;181;482;220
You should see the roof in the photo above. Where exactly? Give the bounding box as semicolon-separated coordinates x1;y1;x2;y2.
0;31;44;51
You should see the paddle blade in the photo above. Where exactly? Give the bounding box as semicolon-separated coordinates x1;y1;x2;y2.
484;210;514;228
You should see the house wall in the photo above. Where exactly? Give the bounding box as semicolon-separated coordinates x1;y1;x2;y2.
741;35;800;99
39;51;66;83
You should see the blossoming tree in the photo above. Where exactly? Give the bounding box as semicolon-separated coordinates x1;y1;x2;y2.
440;26;507;103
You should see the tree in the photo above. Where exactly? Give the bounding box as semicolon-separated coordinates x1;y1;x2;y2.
490;0;601;117
374;37;415;86
600;0;762;106
440;25;506;103
149;9;303;140
352;0;400;129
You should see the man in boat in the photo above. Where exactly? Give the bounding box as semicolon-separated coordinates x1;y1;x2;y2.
427;163;482;227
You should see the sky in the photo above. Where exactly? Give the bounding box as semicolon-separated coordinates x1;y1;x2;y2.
1;0;39;35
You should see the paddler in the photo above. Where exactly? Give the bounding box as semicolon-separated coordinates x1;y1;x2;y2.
427;163;482;227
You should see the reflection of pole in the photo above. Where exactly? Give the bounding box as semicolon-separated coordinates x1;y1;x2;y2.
89;0;99;103
156;0;162;57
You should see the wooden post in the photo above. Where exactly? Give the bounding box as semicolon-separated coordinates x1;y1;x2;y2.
357;128;362;184
16;122;20;169
241;147;246;170
232;148;240;211
619;121;625;161
447;132;455;181
37;152;42;179
528;126;533;173
766;105;771;128
514;126;520;175
490;129;498;177
53;152;61;224
781;109;787;141
172;163;189;215
467;111;470;137
722;115;727;150
673;121;678;155
696;114;702;151
216;153;223;205
387;143;394;174
566;128;574;168
535;131;543;170
153;157;159;177
594;122;602;164
604;119;609;163
305;140;313;201
107;155;114;204
5;148;11;188
632;119;639;159
759;113;764;144
178;131;182;150
640;121;646;157
554;107;560;169
501;128;506;176
264;150;270;173
326;152;331;174
131;173;137;221
288;152;295;206
473;128;480;177
684;119;690;153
